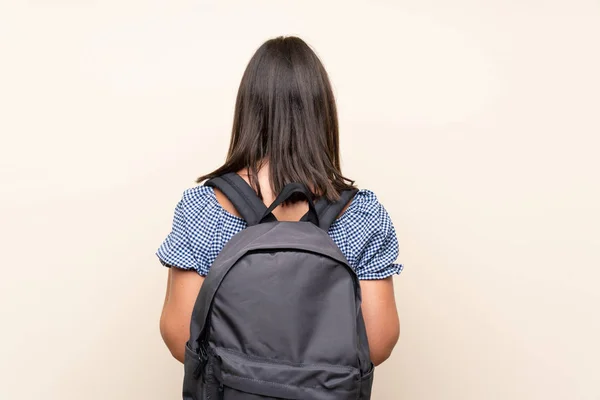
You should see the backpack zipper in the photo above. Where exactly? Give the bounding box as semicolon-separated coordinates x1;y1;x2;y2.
193;343;209;380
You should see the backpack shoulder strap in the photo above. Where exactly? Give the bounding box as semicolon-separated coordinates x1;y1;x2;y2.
314;189;359;231
204;173;267;226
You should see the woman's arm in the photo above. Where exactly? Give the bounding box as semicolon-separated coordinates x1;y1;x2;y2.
360;277;400;366
160;267;204;363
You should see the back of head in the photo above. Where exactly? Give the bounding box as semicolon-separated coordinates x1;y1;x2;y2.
199;36;354;201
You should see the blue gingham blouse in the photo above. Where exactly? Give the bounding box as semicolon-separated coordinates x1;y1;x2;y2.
157;186;402;280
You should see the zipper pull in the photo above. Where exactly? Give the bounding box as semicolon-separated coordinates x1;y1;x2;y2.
193;360;203;380
193;344;209;380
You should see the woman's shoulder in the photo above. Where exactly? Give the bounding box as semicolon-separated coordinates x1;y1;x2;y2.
331;188;394;242
177;186;229;216
158;185;246;275
331;188;401;279
179;185;216;210
338;189;386;221
176;185;246;227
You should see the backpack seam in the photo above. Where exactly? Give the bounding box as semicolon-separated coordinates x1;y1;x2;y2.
221;371;358;392
216;347;358;372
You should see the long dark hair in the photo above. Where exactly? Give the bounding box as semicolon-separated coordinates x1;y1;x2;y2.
197;36;355;201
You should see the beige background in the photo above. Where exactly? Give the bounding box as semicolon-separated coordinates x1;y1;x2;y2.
1;1;599;399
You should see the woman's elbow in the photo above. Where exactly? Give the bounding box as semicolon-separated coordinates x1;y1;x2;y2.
370;346;394;366
370;325;400;366
160;313;187;363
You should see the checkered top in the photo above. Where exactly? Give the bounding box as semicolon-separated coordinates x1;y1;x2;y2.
157;186;402;280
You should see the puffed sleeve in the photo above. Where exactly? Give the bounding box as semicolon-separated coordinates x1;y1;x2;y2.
156;195;199;272
331;190;403;280
156;186;248;276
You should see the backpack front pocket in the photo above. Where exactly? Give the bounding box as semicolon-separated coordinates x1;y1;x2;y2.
221;385;279;400
210;347;360;400
183;343;206;400
358;363;374;400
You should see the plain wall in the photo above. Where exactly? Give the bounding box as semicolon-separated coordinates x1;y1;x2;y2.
1;1;599;399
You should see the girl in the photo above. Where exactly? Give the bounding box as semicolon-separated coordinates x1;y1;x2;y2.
157;36;402;367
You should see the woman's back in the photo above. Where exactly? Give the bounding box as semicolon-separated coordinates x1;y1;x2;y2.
157;36;402;371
